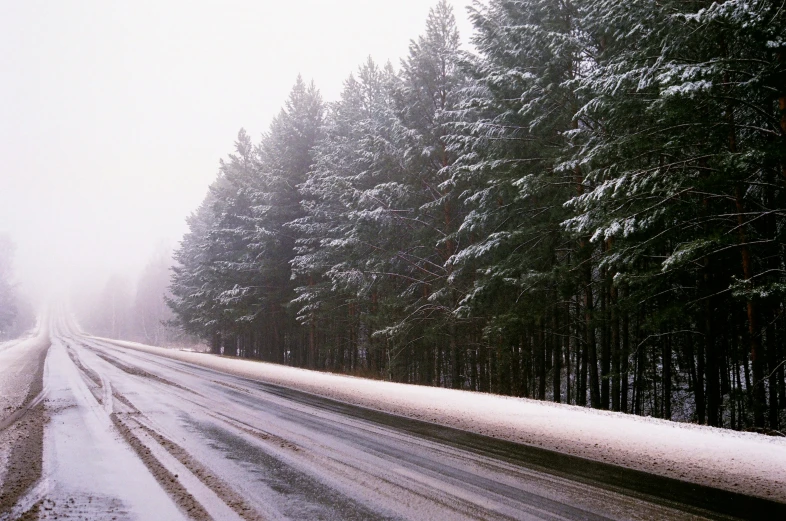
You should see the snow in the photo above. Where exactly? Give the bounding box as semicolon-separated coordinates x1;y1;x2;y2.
37;337;187;520
0;330;36;354
97;336;786;502
661;80;713;98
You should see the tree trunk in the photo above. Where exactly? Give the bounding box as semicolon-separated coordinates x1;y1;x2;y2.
538;319;547;400
553;310;561;403
621;311;629;413
663;333;672;420
565;311;572;404
578;297;588;406
767;311;779;429
634;309;645;415
600;265;610;410
734;185;766;427
706;298;720;427
211;331;221;355
777;50;786;180
470;345;478;392
478;340;487;392
450;320;461;389
585;273;601;408
611;283;620;411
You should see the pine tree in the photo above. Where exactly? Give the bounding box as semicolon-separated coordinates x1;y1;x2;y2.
169;173;230;352
166;0;786;431
292;59;402;375
391;0;469;387
571;0;786;427
450;0;593;402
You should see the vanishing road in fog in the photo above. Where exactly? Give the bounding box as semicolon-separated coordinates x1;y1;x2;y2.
0;312;784;520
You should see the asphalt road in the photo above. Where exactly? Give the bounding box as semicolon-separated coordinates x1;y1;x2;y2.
1;314;784;520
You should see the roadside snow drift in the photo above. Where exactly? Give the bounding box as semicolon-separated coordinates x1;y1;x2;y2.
96;336;786;502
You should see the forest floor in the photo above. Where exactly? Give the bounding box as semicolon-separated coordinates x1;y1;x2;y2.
0;312;784;520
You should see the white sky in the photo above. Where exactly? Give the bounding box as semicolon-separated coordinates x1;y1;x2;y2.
0;0;473;300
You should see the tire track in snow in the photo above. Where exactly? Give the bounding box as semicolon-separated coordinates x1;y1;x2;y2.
110;413;216;521
32;335;186;520
132;418;263;521
60;333;261;521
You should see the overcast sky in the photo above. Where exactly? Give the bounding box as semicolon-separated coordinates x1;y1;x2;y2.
0;0;473;301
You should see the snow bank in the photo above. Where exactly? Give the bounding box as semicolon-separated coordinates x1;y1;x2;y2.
96;336;786;502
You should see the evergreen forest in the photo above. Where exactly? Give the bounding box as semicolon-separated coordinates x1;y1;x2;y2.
167;0;786;431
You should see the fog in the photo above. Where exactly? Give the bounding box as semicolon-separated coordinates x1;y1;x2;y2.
0;0;472;306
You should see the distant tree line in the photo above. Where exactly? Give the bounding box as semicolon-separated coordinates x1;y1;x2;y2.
168;0;786;431
79;245;188;346
0;235;35;340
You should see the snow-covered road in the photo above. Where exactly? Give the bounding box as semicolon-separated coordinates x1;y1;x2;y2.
2;312;785;520
29;337;187;520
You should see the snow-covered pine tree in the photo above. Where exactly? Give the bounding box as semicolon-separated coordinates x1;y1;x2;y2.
171;78;324;364
168;171;232;353
293;2;469;385
570;0;786;427
292;58;403;376
449;0;593;403
251;77;324;366
203;129;263;357
167;0;786;430
390;0;470;388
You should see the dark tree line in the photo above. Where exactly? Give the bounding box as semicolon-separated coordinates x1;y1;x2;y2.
168;0;786;431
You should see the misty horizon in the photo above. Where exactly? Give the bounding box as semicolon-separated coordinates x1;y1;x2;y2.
0;0;472;305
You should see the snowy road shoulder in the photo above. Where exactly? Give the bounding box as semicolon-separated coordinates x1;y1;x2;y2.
0;331;49;516
97;336;786;503
26;338;188;520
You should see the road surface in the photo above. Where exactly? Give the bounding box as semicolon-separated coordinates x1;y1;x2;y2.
0;312;784;520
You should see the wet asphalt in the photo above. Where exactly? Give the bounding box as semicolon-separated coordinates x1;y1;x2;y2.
52;332;786;521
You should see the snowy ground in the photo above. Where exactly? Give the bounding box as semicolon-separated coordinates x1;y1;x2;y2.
98;336;786;503
19;337;188;520
0;329;49;515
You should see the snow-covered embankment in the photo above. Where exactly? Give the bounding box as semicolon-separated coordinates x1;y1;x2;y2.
98;336;786;502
